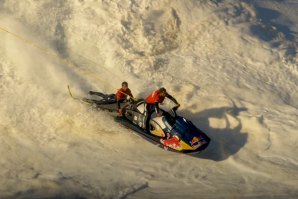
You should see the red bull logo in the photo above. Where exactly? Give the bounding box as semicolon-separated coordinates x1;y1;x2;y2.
160;135;181;149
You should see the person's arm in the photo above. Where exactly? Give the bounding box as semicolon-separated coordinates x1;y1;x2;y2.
166;93;179;105
128;89;133;98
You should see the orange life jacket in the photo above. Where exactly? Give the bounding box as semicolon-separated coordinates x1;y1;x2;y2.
116;88;133;101
146;90;165;104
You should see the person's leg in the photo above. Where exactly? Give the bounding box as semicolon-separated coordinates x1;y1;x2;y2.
117;99;125;115
117;100;122;110
145;104;153;132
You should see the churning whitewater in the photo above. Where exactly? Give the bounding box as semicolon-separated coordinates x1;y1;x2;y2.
0;0;298;199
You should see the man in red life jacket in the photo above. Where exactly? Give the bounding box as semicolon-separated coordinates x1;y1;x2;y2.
145;87;180;132
116;81;133;116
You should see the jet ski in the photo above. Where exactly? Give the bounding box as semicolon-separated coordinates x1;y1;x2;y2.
68;86;210;153
116;99;210;153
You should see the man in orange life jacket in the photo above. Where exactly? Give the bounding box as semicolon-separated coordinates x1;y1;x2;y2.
116;81;133;116
145;87;180;132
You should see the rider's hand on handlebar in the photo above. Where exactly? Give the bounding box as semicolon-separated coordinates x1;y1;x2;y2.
175;103;180;109
172;104;180;112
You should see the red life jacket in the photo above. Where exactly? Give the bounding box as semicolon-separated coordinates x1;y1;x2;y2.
116;88;132;101
146;90;165;104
